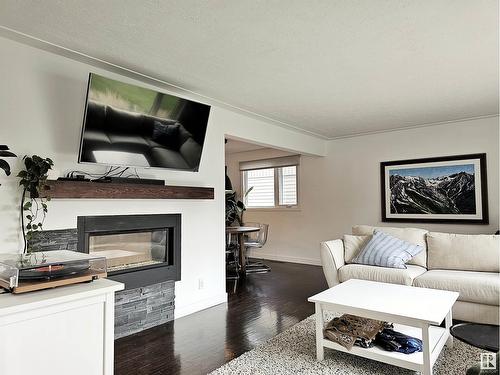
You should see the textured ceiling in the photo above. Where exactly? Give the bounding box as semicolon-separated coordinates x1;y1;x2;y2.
0;1;498;138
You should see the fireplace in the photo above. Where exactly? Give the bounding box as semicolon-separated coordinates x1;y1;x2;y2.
77;214;181;289
88;230;168;271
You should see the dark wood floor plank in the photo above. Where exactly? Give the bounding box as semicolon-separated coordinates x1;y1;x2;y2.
115;260;328;375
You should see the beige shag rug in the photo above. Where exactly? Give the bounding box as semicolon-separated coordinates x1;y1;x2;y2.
210;315;483;375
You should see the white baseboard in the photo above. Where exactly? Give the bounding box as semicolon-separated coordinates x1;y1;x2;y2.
174;293;228;319
247;251;321;266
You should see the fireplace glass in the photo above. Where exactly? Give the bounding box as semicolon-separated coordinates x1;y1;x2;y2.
88;230;168;272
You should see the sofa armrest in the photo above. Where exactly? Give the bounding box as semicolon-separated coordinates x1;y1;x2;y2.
320;239;345;287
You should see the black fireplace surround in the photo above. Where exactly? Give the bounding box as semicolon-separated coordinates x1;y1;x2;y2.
77;214;181;289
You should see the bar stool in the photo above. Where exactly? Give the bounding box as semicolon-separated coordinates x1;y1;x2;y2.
243;222;270;273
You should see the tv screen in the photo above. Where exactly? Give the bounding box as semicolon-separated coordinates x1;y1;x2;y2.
79;73;211;171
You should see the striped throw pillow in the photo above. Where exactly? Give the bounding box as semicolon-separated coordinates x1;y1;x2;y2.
351;229;423;269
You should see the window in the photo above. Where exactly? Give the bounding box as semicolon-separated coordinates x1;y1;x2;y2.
244;168;275;207
89;75;184;119
278;166;298;206
240;156;299;209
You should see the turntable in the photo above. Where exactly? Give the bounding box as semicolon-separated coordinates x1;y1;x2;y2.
0;250;107;293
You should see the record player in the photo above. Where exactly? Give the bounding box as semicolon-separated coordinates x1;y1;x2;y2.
0;250;107;293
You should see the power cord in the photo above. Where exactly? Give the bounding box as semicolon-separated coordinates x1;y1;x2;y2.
66;166;141;180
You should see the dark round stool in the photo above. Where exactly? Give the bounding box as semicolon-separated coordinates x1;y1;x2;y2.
450;323;499;352
450;323;499;375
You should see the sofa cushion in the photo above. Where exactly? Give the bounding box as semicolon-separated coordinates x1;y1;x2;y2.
82;130;111;147
150;147;190;169
105;106;145;134
351;230;424;269
179;138;202;169
85;101;107;131
427;232;499;272
178;125;194;145
152;121;180;150
141;115;176;135
413;270;500;306
343;235;370;263
339;264;426;286
107;134;150;153
352;225;428;268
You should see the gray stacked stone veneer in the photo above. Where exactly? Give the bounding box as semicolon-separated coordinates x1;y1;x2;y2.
29;228;78;252
29;229;175;338
115;280;175;339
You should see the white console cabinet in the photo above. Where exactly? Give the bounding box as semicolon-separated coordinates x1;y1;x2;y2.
0;279;124;375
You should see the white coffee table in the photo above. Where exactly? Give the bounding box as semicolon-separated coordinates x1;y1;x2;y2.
308;279;459;375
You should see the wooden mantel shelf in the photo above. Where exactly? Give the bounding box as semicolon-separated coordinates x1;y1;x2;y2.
42;180;214;200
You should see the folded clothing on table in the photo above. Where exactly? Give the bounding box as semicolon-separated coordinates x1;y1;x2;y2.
375;328;423;354
323;314;386;350
323;314;423;354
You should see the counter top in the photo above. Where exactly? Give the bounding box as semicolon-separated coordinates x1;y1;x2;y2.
0;278;124;317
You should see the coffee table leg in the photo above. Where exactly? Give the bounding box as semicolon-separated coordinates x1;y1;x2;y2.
445;309;453;348
315;303;324;361
422;324;432;375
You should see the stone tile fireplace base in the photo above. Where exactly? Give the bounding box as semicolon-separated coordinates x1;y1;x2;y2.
30;228;175;338
115;280;174;339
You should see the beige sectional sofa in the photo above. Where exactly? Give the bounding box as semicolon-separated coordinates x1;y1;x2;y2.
320;225;500;324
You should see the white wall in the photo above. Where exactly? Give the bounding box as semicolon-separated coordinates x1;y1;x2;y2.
0;36;325;318
227;117;499;265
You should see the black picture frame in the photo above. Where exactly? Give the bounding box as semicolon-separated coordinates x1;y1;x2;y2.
381;153;488;224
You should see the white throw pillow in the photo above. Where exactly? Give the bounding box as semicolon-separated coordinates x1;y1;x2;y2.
343;234;371;263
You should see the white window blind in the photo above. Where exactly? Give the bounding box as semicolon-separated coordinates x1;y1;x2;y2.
279;166;297;206
244;168;275;207
241;156;300;208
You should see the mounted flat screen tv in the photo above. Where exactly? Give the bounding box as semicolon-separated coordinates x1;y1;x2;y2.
79;73;211;171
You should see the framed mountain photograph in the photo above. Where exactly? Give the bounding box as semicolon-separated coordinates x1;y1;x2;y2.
381;154;488;224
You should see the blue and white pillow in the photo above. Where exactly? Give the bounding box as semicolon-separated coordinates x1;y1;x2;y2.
351;230;423;269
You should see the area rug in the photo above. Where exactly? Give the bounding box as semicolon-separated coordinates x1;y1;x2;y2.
210;314;483;375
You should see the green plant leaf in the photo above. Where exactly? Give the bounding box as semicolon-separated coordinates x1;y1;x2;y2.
0;150;16;157
18;155;52;242
0;159;11;176
243;186;254;198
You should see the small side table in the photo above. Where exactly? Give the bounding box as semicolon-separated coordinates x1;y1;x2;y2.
450;323;499;375
450;323;499;352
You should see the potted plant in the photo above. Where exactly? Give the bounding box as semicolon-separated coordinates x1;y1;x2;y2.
17;155;54;253
225;187;253;226
0;145;16;185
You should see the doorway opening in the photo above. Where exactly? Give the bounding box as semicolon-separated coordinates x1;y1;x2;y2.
224;137;300;286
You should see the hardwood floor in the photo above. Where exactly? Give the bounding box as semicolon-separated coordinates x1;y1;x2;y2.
114;260;328;375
